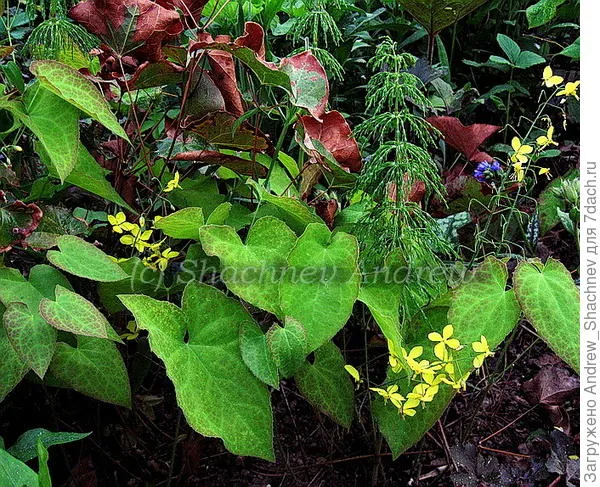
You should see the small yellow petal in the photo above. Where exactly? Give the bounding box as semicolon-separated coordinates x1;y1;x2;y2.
434;342;447;361
511;137;521;151
428;332;443;342
473;354;485;368
442;324;454;339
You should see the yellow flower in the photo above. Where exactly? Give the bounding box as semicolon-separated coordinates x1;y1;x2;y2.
428;324;461;361
142;256;158;270
344;365;362;384
388;340;405;373
120;321;139;341
409;359;442;384
399;345;423;371
423;372;446;386
370;385;405;409
155;247;179;271
510;137;534;164
120;225;153;252
538;167;551;178
107;212;134;234
542;66;564;88
164;171;182;192
407;383;439;404
557;80;580;100
512;162;525;182
401;398;421;417
442;372;470;391
536;126;558;150
472;335;494;368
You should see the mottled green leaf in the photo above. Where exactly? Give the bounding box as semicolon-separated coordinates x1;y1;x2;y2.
3;302;56;378
295;341;354;428
153;207;204;240
240;321;279;389
47;235;129;282
280;223;360;352
266;318;308;378
0;322;29;402
526;0;566;28
30;60;129;141
199;217;297;316
375;257;521;458
0;265;68;379
513;258;579;372
119;282;274;460
40;286;120;341
46;335;131;407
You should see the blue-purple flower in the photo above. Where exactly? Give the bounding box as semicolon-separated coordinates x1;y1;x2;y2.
473;161;502;183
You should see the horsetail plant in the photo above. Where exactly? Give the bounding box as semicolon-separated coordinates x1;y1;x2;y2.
353;38;452;311
288;0;347;80
23;0;98;66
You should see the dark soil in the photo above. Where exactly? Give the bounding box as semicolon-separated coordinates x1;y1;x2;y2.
0;321;579;487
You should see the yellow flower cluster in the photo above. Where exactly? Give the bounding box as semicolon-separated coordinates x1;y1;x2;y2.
107;212;179;271
361;325;495;418
509;67;580;183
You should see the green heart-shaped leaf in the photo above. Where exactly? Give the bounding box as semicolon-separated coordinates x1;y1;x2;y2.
119;282;275;461
513;258;579;372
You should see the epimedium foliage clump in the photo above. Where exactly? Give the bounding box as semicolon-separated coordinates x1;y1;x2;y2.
0;0;581;479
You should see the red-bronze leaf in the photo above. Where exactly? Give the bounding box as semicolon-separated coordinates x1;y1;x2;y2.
69;0;183;62
426;116;501;162
155;0;208;21
313;199;338;228
191;32;244;117
298;111;362;173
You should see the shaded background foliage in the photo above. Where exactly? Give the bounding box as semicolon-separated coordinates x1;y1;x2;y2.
0;0;580;485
